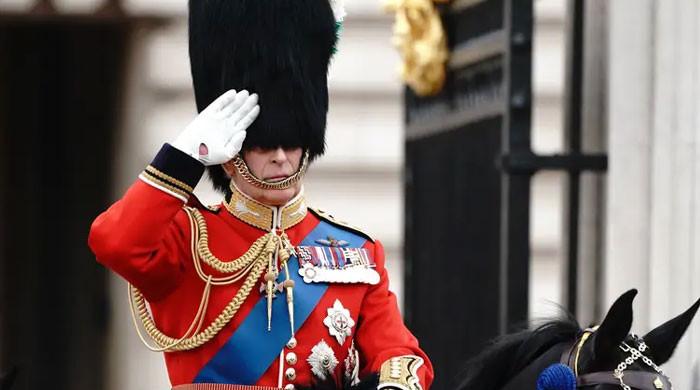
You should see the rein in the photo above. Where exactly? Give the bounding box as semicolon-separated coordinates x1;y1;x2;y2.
560;328;673;390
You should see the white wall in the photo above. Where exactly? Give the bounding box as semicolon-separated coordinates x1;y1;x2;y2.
607;1;700;388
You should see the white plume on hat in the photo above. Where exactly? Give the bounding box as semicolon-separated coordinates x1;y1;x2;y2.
330;0;346;21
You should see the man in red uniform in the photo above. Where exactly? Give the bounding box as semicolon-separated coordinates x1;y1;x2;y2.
88;1;433;389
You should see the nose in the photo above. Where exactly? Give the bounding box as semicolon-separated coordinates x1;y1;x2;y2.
270;147;288;164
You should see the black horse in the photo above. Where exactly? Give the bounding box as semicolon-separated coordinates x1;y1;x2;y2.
458;289;699;390
4;290;696;390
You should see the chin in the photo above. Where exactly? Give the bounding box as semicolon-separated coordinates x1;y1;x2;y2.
258;188;298;206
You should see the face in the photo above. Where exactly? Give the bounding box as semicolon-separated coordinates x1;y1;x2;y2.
224;147;304;206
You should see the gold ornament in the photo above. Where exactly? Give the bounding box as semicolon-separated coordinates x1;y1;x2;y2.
654;377;664;389
384;0;449;96
128;207;297;352
378;355;425;390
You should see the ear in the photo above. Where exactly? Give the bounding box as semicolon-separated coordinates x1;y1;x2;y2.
593;289;637;359
221;160;236;178
642;297;700;365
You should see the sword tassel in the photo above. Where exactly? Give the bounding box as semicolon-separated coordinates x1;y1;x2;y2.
280;246;295;338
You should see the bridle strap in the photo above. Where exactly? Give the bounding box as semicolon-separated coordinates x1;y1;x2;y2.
559;329;673;390
577;371;672;389
560;327;598;374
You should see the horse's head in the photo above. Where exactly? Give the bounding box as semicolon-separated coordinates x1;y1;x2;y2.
458;289;699;390
559;289;700;390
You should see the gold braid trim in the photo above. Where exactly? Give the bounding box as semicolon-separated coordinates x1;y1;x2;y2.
139;172;191;200
145;165;195;193
192;209;275;274
128;207;278;352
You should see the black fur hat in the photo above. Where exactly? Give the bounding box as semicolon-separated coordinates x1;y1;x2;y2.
188;0;337;192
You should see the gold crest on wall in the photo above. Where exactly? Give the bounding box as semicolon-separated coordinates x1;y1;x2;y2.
384;0;449;96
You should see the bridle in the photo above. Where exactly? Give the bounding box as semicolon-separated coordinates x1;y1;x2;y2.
561;327;673;389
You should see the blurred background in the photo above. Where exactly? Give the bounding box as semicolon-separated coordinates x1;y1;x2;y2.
0;0;698;389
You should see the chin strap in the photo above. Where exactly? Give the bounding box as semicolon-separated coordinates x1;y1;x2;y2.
232;151;309;191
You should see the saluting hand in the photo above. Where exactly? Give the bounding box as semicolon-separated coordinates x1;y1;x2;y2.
172;89;260;166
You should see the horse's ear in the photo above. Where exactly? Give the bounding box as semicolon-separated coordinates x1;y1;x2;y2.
593;289;637;358
642;297;700;365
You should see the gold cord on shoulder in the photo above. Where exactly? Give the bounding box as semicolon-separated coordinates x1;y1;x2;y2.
128;207;294;352
193;209;274;275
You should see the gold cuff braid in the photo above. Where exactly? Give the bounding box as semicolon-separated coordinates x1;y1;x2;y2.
378;355;424;390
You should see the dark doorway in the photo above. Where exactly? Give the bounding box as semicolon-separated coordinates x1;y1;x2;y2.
0;14;131;390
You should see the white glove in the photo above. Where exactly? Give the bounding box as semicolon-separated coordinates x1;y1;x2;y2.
173;89;260;166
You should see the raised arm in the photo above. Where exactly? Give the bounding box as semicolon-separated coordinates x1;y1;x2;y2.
88;89;259;300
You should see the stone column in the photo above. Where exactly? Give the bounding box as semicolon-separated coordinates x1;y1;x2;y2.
569;0;608;326
606;1;700;387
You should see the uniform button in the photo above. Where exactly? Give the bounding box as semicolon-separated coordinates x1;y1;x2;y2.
286;352;298;365
286;337;297;349
285;367;296;381
284;384;295;390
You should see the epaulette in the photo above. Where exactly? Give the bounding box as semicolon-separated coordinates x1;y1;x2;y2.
185;194;222;214
309;207;375;243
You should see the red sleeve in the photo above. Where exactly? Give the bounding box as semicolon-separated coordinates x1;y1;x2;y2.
355;240;434;389
87;144;205;301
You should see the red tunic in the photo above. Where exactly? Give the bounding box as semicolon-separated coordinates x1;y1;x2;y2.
88;144;433;389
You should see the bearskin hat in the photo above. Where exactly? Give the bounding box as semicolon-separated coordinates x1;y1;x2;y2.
188;0;338;192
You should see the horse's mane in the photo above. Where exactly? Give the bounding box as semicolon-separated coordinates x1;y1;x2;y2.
458;312;581;390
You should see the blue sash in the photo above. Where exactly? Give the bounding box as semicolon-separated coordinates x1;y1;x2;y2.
194;221;367;384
